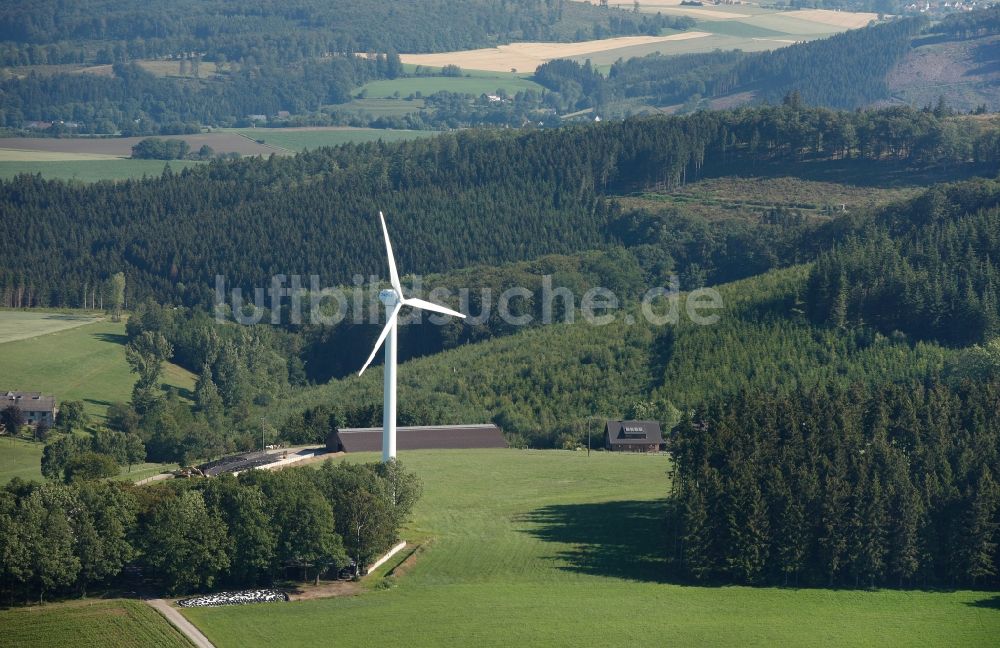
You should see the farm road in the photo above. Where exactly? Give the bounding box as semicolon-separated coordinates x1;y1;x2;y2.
147;599;216;648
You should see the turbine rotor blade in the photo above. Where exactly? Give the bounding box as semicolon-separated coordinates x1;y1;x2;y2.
358;302;402;375
379;211;402;296
403;297;466;319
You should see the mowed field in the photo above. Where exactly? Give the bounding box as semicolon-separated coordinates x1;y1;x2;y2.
0;128;439;180
0;159;204;182
183;450;1000;648
0;312;196;421
0;599;194;648
0;437;44;483
399;7;878;71
0;311;100;343
400;32;714;72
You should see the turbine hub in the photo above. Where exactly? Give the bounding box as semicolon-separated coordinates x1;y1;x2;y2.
379;288;399;305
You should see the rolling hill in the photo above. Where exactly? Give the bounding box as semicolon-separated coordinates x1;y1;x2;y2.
181;450;1000;648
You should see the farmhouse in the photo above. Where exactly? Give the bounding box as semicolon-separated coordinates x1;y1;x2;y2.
328;424;507;453
604;420;663;452
2;391;57;427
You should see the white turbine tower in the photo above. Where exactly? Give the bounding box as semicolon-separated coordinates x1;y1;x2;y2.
358;212;465;462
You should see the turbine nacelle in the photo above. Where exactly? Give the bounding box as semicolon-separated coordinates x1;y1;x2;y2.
379;288;400;306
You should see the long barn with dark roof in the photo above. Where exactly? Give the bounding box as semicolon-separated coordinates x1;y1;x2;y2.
328;424;507;453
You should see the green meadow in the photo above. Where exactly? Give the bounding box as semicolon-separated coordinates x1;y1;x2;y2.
0;311;100;344
0;159;202;182
0;313;196;421
232;127;437;152
332;97;429;117
0;599;194;648
184;450;1000;648
0;437;44;483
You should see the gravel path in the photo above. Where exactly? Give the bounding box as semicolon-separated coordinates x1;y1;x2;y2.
147;599;216;648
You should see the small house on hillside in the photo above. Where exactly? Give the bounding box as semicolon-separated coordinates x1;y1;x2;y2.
328;424;507;453
604;420;663;453
2;391;57;427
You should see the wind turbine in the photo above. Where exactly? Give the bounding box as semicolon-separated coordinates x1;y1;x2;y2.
358;212;465;462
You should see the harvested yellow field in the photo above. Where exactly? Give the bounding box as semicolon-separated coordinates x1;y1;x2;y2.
0;147;121;162
400;32;711;72
785;9;877;29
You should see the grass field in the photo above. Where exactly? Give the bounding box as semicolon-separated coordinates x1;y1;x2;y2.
0;598;195;648
0;148;120;162
231;127;437;152
0;437;44;483
0;314;196;420
333;97;429;117
619;175;922;221
0;159;203;182
183;450;1000;647
0;311;100;344
110;461;180;483
0;128;438;178
699;19;793;40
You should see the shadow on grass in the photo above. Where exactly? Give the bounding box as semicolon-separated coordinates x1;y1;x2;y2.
84;398;112;408
166;385;195;401
518;499;676;583
966;595;1000;610
40;313;99;322
93;332;127;345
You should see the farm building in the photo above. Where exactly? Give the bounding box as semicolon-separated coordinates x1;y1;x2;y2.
196;451;275;477
604;420;663;453
2;391;57;427
328;424;507;453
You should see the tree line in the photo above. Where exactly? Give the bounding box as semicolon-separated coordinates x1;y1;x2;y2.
537;16;927;113
0;0;689;67
927;6;1000;39
105;177;1000;454
807;179;1000;347
0;56;383;135
0;460;420;602
1;103;996;310
669;378;1000;589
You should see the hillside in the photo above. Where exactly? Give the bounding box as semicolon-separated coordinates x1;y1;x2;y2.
273;265;954;447
4;9;997;135
2;105;996;309
535;8;1000;117
181;450;1000;648
0;0;674;64
0;314;196;420
886;33;1000;113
